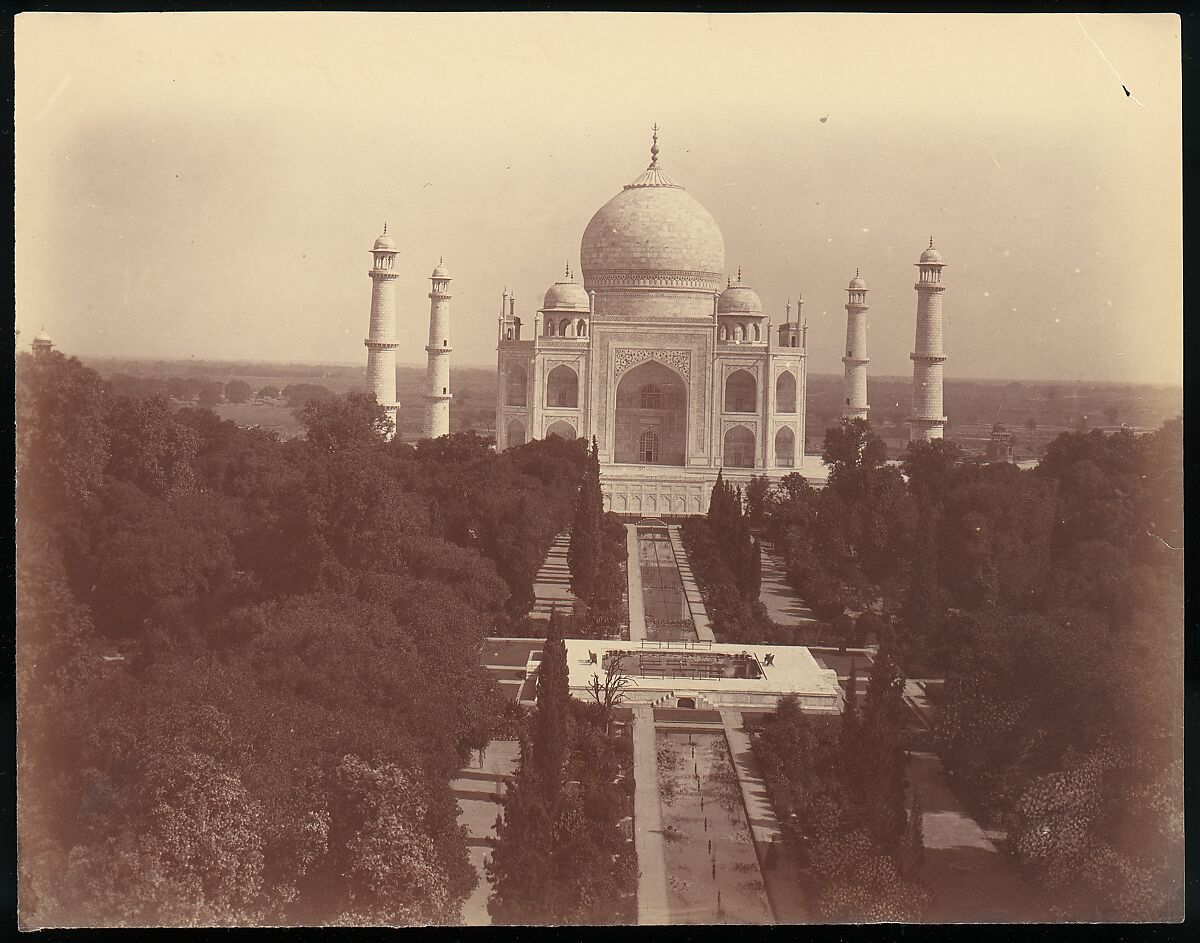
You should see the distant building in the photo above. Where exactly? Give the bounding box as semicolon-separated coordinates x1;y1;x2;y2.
32;330;54;356
495;128;808;515
986;422;1015;464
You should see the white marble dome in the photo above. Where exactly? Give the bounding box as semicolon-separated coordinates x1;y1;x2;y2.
543;279;590;311
580;159;725;292
717;284;763;315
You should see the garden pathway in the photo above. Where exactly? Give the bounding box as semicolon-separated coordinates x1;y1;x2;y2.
531;533;575;619
907;751;1048;922
626;525;647;643
452;741;521;926
757;540;818;628
665;525;715;641
631;704;671;924
720;709;811;923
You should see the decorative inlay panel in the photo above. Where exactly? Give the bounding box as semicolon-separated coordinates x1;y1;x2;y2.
612;347;691;381
721;420;758;436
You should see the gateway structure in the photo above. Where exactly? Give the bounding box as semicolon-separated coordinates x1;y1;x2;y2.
496;129;809;515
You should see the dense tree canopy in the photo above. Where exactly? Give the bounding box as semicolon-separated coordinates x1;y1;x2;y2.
15;351;588;926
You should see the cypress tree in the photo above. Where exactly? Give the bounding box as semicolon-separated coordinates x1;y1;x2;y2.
487;761;555;924
860;651;908;853
532;607;571;800
840;660;861;782
900;496;944;662
567;438;602;603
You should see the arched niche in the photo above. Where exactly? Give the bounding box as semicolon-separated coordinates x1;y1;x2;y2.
776;371;797;413
546;364;579;408
723;425;755;468
724;369;757;413
614;359;687;466
505;364;528;406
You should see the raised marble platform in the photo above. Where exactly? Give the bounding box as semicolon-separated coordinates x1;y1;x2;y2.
602;459;829;516
565;638;842;713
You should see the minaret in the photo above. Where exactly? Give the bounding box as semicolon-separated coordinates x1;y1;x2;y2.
424;259;453;439
842;270;870;420
366;224;400;439
909;238;948;442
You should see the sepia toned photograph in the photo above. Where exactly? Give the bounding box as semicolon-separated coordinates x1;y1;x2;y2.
13;11;1184;928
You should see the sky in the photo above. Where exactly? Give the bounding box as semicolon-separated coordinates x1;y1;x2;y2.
15;12;1182;384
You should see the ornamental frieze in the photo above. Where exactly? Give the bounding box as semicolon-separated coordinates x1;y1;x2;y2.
612;347;691;381
721;419;758;437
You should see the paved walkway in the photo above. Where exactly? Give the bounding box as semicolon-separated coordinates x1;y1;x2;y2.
631;705;671;924
531;533;575;619
665;525;715;641
452;741;521;925
907;751;1047;923
626;525;647;643
758;541;818;628
720;709;810;924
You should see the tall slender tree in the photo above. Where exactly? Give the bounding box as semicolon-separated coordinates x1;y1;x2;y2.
567;438;602;603
859;651;908;853
532;607;571;800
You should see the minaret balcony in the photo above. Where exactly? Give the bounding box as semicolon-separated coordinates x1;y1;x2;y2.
365;339;399;349
425;345;454;354
842;356;869;366
909;353;946;364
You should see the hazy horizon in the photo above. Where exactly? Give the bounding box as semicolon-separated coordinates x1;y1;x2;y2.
15;12;1182;385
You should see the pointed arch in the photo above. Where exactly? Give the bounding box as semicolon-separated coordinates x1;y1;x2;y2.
615;359;687;466
775;370;797;413
505;364;527;406
775;426;795;467
545;419;577;440
723;425;756;468
724;369;757;413
505;418;526;448
546;365;578;408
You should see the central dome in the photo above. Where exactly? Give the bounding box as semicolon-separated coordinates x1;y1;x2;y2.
580;143;725;293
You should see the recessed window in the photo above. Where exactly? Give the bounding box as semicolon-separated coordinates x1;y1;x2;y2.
640;384;662;409
639;429;660;463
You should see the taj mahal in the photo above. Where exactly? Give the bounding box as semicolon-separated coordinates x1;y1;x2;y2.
365;128;949;515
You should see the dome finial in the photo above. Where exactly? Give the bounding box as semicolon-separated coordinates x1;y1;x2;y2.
650;123;660;167
929;235;934;249
737;265;742;284
856;266;860;278
565;261;570;279
383;222;388;234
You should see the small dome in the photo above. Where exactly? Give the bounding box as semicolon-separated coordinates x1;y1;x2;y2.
543;279;590;312
920;244;943;264
34;330;52;343
848;274;867;290
431;260;450;279
717;284;763;315
374;230;397;251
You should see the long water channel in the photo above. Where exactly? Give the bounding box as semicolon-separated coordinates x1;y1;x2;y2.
636;526;698;642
